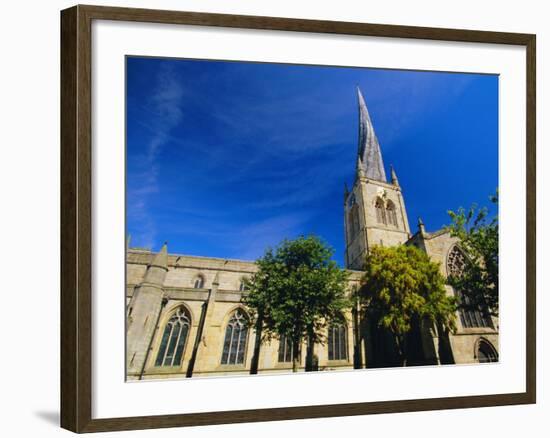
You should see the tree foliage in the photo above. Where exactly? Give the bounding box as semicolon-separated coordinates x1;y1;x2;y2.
243;236;350;372
359;245;456;365
446;191;498;317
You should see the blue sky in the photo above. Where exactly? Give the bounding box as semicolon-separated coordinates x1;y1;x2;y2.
126;57;498;266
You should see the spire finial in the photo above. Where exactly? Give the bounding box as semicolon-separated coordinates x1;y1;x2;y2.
356;87;387;182
418;217;426;235
390;165;399;186
150;241;168;268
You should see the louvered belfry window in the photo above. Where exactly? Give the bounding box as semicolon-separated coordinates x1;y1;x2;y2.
375;197;386;225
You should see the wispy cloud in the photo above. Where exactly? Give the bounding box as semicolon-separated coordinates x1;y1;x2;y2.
230;213;310;260
245;153;349;210
161;212;311;261
127;65;184;249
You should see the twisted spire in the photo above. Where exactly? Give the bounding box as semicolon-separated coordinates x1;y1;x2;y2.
357;87;387;182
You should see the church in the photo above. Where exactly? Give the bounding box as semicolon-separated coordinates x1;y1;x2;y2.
126;88;499;380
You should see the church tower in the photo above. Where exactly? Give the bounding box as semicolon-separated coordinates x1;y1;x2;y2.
344;88;411;270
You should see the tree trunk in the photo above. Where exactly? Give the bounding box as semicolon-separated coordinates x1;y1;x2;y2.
395;334;407;367
305;325;315;372
292;337;300;373
250;312;263;375
352;304;364;369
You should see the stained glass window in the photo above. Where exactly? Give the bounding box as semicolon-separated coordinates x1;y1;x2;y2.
328;322;348;361
477;339;498;363
155;307;191;367
447;245;493;328
278;335;294;363
447;245;467;277
221;309;249;365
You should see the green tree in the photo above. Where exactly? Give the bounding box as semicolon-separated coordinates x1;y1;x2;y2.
243;236;350;373
446;192;498;317
359;245;456;366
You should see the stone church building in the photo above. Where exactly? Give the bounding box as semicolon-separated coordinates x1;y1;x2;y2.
126;88;499;380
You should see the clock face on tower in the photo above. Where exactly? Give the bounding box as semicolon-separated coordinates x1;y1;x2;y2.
377;187;387;198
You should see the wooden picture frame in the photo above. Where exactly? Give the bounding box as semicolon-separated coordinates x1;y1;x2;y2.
60;4;536;433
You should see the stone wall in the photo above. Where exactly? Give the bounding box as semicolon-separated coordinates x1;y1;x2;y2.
127;249;363;380
126;238;498;380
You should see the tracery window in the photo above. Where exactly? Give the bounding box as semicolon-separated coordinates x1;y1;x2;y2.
447;245;493;328
328;322;348;361
193;274;205;289
221;309;249;365
447;245;467;277
155;307;191;367
477;339;498;363
386;200;398;227
375;197;386;225
348;204;360;240
278;334;294;363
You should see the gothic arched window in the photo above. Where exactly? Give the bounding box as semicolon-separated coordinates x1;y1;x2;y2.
193;274;205;289
375;197;386;225
477;339;498;363
386;200;398;227
155;307;191;367
348;204;360;240
221;309;249;365
239;278;249;292
447;245;493;328
447;245;467;277
328;321;348;361
278;334;294;363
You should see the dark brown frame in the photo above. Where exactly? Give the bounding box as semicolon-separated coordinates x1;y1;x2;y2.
61;4;536;433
